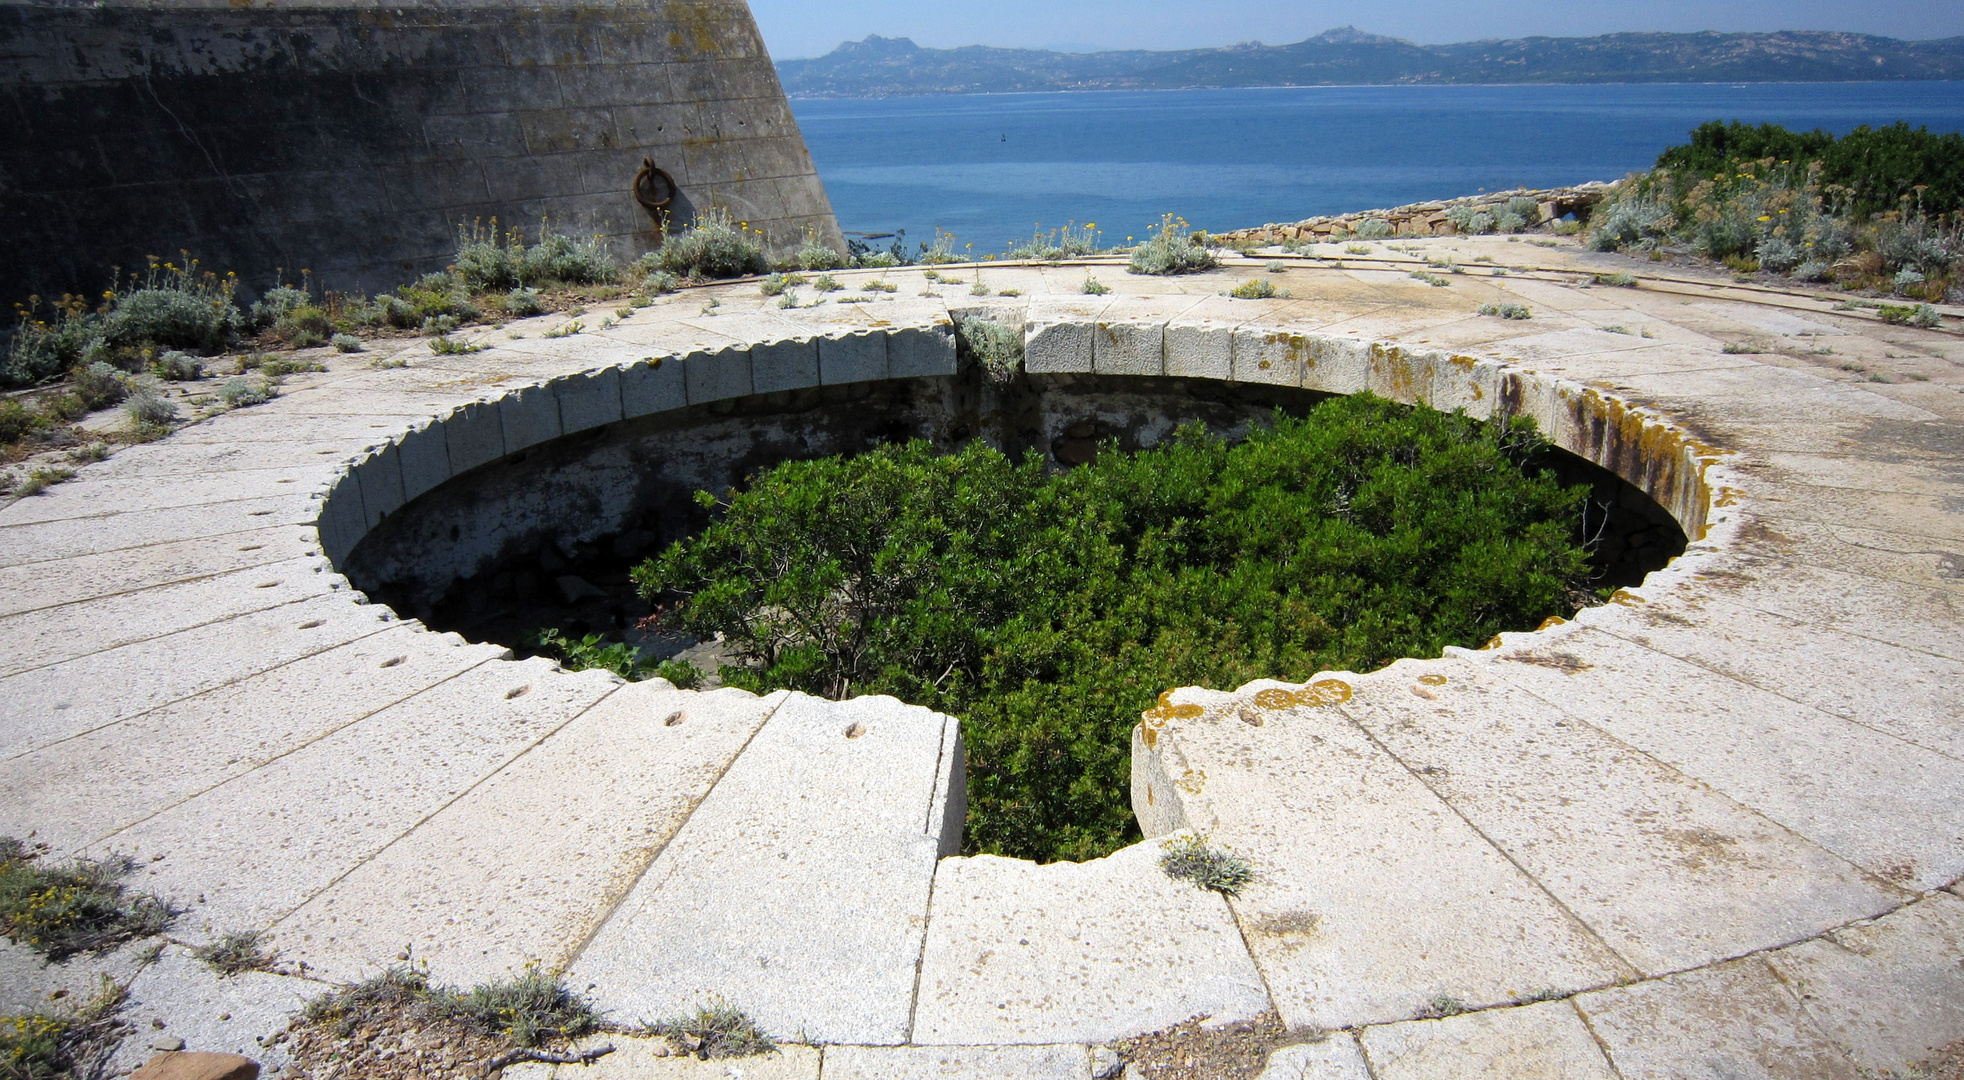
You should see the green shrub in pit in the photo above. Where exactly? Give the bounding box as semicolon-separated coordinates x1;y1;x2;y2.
955;316;1023;386
635;396;1597;862
1159;834;1255;896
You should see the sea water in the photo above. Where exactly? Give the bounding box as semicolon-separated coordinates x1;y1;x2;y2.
790;82;1964;254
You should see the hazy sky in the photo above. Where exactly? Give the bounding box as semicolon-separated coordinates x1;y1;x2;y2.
749;0;1964;60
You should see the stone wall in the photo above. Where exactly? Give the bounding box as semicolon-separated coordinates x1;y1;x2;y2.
1218;184;1614;244
0;0;842;303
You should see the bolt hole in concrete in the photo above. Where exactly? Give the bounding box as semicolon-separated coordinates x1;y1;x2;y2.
347;371;1684;862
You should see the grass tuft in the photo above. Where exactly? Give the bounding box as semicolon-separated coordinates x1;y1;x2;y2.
0;837;174;961
643;1000;776;1060
1478;303;1532;320
1158;834;1255;896
193;930;277;977
1229;278;1279;300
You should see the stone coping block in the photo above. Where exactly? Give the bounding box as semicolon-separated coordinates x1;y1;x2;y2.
571;693;963;1045
824;1044;1092;1079
914;838;1269;1045
1359;1000;1616;1080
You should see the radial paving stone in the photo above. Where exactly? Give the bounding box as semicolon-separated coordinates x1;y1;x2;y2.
1357;999;1617;1080
0;591;398;761
1255;1035;1372;1080
1572;957;1862;1080
1479;628;1964;892
1751;518;1964;596
90;658;621;941
0;492;317;569
823;1044;1092;1079
1763;892;1964;1075
0;556;342;677
1339;657;1903;974
1132;685;1631;1033
570;693;963;1045
912;838;1270;1045
0;524;310;619
275;685;791;985
0;624;505;853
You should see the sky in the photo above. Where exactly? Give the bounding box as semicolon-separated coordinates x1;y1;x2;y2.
749;0;1964;60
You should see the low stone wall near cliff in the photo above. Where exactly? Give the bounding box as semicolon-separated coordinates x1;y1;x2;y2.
1218;183;1614;244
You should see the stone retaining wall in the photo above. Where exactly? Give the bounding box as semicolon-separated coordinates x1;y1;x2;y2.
1217;183;1615;244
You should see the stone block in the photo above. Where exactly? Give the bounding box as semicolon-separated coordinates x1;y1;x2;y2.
110;946;308;1077
1137;685;1626;1032
1361;1001;1616;1080
1300;336;1371;395
820;331;888;385
683;346;754;405
1164;321;1234;380
522;1038;819;1078
1763;893;1964;1075
1025;320;1096;374
1093;321;1165;376
277;685;785;984
914;838;1268;1045
571;693;962;1046
1342;661;1897;976
352;442;406;531
556;365;624;435
130;1053;259;1080
313;484;366;566
499;383;563;455
442;399;506;475
620;355;687;419
824;1044;1090;1079
1574;958;1862;1080
1258;1035;1371;1080
394;420;451;502
1232;327;1310;386
888;325;958;379
751;338;821;394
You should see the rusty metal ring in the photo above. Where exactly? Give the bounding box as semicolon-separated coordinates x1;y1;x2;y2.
633;158;676;212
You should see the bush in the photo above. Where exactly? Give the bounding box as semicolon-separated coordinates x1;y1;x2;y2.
1128;215;1218;277
441;968;595;1047
121;377;177;426
1004;223;1102;263
645;1001;775;1060
331;333;364;353
149;350;204;380
455;222;619;291
99;258;242;358
1658;120;1964;218
1229;278;1278;299
1159;833;1255;896
0;838;173;961
4;296;99;388
505;288;546;318
917;228;965;265
274;305;332;347
1589;196;1673;252
1082;275;1110;295
377;274;478;330
250;286;310;329
794;232;848;272
634;397;1596;862
1447;206;1496;235
651;210;769;280
73;362;125;410
955;316;1023;385
1895;267;1929;295
1757;236;1802;274
1879;303;1941;328
1506;196;1543;227
1355;218;1394;240
531;628;658;682
220;377;273;407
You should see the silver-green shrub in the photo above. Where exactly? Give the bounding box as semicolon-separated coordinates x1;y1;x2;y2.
652;210;769;279
1128;215;1218;276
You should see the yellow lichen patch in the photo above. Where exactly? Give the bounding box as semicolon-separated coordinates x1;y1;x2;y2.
1176;768;1207;795
1482;635;1505;650
1714;487;1743;508
1449;354;1478;370
1170;704;1204;719
1609;590;1647;606
1299;679;1353;705
1417;674;1449;686
1253;688;1298;710
1535;615;1569;632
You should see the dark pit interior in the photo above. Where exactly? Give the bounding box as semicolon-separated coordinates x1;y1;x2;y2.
346;369;1688;677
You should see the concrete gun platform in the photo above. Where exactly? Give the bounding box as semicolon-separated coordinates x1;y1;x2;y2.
3;236;1963;1078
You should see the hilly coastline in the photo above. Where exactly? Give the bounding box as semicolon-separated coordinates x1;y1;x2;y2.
776;27;1964;98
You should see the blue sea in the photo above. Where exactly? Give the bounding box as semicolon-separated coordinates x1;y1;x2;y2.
790;83;1964;254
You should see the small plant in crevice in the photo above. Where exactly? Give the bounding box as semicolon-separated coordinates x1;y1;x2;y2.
1721;341;1765;354
120;376;177;428
1128;215;1218;277
861;279;898;294
531;628;659;682
428;335;486;355
649;209;769;280
1158;833;1255;896
16;466;76;496
1344;243;1374;255
954;315;1023;386
812;274;842;293
0;974;130;1080
1410;271;1450;287
1478;303;1532;320
1081;275;1110;296
793;230;848;272
643;999;776;1060
1229;278;1279;300
544;321;584;339
330;333;364;353
0;837;174;961
443;967;597;1047
1879;302;1942;328
193;929;277;977
1592;272;1639;288
1421;995;1471;1019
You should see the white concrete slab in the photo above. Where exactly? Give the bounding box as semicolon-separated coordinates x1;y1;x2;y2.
0;524;308;619
275;685;786;984
1257;1036;1371;1080
824;1044;1090;1079
1574;957;1861;1080
1359;1000;1617;1080
913;838;1269;1045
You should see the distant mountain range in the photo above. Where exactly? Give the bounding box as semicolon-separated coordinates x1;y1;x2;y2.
776;28;1964;98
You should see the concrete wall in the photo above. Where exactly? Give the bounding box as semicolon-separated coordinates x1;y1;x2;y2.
0;0;843;302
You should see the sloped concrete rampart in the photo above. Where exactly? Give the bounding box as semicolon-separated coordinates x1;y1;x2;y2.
3;242;1962;1076
0;0;842;301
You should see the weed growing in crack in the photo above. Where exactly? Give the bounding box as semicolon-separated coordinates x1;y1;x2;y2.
644;1000;775;1060
1158;834;1254;896
0;837;174;961
954;316;1023;385
194;930;277;977
1479;303;1533;320
1229;278;1280;300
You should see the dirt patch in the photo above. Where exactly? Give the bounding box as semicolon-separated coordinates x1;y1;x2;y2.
1908;1040;1964;1080
1112;1012;1309;1080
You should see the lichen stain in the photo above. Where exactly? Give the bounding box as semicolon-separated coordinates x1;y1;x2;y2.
1535;615;1569;632
1609;590;1646;606
662;0;726;59
1417;674;1449;686
1175;767;1207;795
1659;826;1740;870
1254;912;1322;950
1510;651;1593;673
